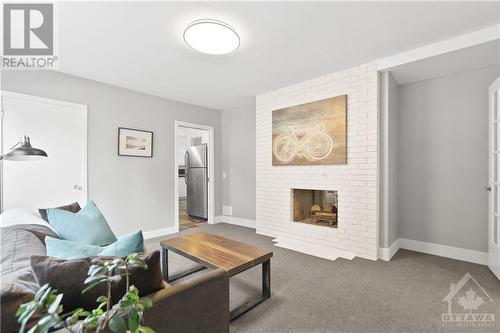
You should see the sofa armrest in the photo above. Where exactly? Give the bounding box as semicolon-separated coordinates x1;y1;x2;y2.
52;268;229;333
143;268;229;333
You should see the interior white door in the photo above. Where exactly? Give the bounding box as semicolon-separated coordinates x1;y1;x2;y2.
1;91;87;212
488;77;500;279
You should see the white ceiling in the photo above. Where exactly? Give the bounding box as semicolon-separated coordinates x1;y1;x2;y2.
389;40;500;85
57;1;500;110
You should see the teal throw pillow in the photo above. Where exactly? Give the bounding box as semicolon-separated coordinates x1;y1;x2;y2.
47;201;117;246
45;231;144;260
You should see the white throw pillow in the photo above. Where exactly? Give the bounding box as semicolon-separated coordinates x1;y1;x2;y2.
0;208;59;235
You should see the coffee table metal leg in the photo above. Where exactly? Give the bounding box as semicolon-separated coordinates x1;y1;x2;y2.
230;260;271;321
167;265;207;283
162;248;169;281
162;247;207;283
262;259;271;298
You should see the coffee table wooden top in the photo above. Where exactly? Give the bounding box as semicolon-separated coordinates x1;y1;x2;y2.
160;232;273;276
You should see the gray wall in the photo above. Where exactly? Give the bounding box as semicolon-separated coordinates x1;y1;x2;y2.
379;72;400;249
379;72;389;248
387;73;400;247
221;103;256;220
398;65;499;252
1;70;222;236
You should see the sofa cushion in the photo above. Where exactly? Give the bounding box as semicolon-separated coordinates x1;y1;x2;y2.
31;250;165;312
38;202;81;222
1;224;58;333
47;201;117;246
45;231;144;260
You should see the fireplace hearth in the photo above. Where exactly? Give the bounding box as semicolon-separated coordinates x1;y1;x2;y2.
292;189;338;228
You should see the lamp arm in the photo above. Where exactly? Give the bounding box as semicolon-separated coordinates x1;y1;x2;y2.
9;142;21;150
0;142;21;159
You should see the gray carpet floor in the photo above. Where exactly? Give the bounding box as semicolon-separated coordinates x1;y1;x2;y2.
145;223;500;333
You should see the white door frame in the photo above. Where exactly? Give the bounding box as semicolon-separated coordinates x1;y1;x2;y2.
488;77;500;279
0;90;88;212
174;120;215;232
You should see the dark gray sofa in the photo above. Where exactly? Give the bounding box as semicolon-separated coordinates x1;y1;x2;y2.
1;223;230;333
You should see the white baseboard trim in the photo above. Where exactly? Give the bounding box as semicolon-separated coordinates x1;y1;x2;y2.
214;215;224;224
378;238;401;261
379;238;488;265
378;238;488;265
143;226;178;240
214;215;256;229
398;238;488;265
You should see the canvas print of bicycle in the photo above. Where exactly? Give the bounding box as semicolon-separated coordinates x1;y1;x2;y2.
272;95;347;166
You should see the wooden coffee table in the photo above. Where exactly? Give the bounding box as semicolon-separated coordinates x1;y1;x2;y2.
160;232;273;321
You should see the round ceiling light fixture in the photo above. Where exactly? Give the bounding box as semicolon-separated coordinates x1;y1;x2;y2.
183;19;240;55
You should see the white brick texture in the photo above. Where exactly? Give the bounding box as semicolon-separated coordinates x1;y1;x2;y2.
256;63;379;260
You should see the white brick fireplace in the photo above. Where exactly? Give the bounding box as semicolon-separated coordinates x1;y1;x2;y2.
256;63;379;260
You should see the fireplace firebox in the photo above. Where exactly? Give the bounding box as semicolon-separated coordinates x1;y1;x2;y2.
292;189;338;228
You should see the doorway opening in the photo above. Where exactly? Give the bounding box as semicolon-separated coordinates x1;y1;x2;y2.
174;121;214;231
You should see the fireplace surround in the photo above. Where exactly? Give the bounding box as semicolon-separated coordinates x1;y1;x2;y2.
256;62;379;260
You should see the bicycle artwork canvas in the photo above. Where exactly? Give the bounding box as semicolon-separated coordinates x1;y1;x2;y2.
272;95;347;166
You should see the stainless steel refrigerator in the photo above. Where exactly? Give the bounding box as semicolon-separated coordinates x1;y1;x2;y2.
184;144;208;220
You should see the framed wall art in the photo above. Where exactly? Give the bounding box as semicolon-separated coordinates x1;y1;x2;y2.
272;95;347;166
118;127;153;158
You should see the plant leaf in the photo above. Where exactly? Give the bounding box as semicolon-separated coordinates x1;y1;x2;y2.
109;275;122;283
140;298;153;310
88;264;107;277
118;299;134;310
30;315;57;333
127;253;139;261
82;279;107;294
112;258;124;265
19;308;36;333
84;275;107;285
109;317;127;333
34;284;50;301
96;295;108;303
139;326;155;333
83;314;98;328
128;308;140;332
47;294;63;314
36;285;53;305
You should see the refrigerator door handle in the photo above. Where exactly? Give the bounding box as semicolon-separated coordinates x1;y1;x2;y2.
184;151;189;184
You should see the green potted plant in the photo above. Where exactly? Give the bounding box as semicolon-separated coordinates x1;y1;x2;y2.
16;253;155;333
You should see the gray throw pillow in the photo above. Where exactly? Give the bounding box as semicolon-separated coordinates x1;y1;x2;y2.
38;202;81;222
30;251;164;312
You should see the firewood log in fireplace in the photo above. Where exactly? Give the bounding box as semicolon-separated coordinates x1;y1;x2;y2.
312;211;337;225
310;204;322;215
